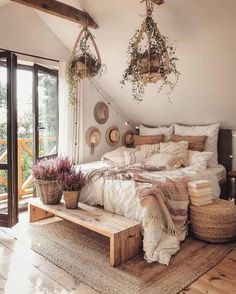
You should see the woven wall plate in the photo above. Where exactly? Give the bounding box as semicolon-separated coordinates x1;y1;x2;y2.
105;126;120;146
94;102;109;124
122;130;135;147
85;127;101;148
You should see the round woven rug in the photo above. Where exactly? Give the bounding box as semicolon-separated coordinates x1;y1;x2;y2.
29;219;235;294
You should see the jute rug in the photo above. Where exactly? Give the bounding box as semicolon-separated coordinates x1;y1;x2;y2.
29;219;235;294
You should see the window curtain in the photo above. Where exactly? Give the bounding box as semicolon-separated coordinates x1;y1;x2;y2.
58;61;81;164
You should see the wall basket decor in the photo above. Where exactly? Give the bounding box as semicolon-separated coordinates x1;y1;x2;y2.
66;26;105;104
85;127;101;155
105;126;120;146
94;102;109;124
121;0;180;102
122;130;135;147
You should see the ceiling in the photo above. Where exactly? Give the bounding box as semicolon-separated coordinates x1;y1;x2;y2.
1;0;236;128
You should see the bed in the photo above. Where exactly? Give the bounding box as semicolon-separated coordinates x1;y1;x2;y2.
77;128;232;265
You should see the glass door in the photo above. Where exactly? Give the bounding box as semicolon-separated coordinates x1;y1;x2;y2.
33;64;58;163
0;51;18;227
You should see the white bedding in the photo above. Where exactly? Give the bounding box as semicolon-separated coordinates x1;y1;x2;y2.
206;164;226;183
78;161;221;265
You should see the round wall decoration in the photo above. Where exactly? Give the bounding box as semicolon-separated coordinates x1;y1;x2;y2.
122;130;135;147
105;126;120;146
85;127;101;155
94;102;109;124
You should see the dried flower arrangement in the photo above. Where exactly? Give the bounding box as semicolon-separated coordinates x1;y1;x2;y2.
121;0;180;102
58;170;85;192
66;28;106;104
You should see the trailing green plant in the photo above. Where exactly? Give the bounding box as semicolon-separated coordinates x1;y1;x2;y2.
66;29;105;104
121;0;180;102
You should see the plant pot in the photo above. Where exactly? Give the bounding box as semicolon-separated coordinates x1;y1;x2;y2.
63;190;80;209
35;179;62;205
138;56;162;83
76;62;94;78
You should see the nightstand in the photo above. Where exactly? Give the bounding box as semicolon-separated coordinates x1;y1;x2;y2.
227;171;236;204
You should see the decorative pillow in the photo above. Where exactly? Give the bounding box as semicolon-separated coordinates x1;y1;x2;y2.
146;153;182;170
188;150;213;169
101;146;136;164
133;134;164;146
124;150;147;165
136;144;160;155
172;134;207;152
160;141;189;167
174;123;220;167
139;124;173;142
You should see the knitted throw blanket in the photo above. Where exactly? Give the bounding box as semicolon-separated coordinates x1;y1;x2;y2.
85;165;190;239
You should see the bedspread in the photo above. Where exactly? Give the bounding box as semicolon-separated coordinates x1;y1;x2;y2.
79;162;220;265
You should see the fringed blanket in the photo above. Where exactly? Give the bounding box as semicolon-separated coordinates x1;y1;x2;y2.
85;165;190;263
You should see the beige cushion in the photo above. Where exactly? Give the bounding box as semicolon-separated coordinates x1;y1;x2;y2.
101;146;135;164
172;135;207;152
160;141;189;167
146;153;182;170
139;124;173;142
174;123;220;167
124;150;147;165
136;144;160;155
133;135;164;146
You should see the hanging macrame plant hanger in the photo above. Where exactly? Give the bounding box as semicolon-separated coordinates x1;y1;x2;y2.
132;0;170;84
71;26;101;79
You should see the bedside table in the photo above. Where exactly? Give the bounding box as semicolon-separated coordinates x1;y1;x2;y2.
227;171;236;204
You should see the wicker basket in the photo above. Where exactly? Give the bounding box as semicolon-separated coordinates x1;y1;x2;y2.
63;191;80;209
35;179;62;205
189;199;236;243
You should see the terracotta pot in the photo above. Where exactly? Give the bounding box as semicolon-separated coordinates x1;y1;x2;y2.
63;190;80;209
35;179;62;205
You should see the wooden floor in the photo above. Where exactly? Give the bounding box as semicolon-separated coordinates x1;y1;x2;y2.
0;212;235;294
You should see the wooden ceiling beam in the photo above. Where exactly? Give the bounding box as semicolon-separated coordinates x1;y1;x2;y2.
10;0;98;29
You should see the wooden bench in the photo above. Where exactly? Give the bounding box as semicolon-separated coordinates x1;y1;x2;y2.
29;198;142;267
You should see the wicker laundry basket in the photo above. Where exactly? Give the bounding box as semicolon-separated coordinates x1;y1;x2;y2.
189;199;236;243
35;179;62;205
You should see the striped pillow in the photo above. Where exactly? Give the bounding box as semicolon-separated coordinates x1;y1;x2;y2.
136;144;160;155
124;150;147;165
160;141;189;167
172;135;207;152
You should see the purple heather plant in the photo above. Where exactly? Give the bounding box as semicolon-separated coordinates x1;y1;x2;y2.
58;170;85;191
32;157;73;181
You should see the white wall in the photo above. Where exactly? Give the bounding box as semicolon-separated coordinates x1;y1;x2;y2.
0;2;70;60
80;80;132;163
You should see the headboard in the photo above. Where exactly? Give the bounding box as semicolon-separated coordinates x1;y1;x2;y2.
218;129;232;172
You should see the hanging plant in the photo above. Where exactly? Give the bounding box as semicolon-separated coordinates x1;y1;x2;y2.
66;27;105;104
121;0;180;102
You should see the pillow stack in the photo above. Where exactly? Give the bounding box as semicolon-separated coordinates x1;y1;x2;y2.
188;180;213;206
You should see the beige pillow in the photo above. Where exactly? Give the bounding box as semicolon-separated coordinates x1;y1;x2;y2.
188;150;213;169
133;135;164;146
172;135;207;152
160;141;189;167
146;153;182;170
136;144;160;155
124;150;147;165
101;146;136;164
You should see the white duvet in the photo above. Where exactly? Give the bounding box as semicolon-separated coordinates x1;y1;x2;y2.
78;161;220;265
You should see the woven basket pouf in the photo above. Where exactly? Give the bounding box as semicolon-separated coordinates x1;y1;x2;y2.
189;199;236;243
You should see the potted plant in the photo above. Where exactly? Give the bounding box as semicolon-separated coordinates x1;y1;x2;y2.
58;170;85;209
66;28;105;104
32;157;73;205
121;0;180;102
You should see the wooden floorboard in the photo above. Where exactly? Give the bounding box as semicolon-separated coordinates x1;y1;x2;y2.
0;212;235;294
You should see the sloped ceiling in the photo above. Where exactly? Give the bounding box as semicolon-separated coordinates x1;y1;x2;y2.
1;0;236;128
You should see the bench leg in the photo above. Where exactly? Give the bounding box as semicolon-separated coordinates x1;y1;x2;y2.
29;204;54;223
110;225;142;267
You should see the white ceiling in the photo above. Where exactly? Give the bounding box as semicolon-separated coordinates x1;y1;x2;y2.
0;0;236;129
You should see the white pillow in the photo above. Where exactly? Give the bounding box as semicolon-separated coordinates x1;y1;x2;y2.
174;123;220;167
136;144;160;155
188;150;213;169
146;153;182;170
139;124;173;142
124;150;147;165
101;146;136;164
160;141;189;167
